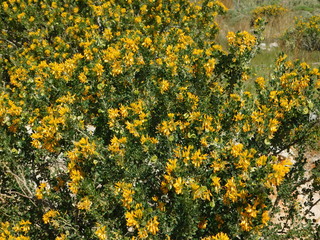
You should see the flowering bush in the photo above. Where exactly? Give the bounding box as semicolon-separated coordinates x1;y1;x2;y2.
250;4;288;26
0;0;319;239
283;15;320;51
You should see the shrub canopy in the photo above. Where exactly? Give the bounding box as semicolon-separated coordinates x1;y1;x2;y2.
0;0;319;239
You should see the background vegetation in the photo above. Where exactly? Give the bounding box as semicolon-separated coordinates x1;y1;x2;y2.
218;0;320;78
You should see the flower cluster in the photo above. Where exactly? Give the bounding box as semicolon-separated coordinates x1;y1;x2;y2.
251;4;288;24
0;220;31;240
227;31;257;55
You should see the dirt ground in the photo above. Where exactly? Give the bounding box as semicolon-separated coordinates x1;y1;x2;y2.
270;148;320;235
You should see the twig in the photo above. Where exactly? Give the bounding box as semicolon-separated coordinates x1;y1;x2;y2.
273;122;318;155
270;175;314;219
0;38;18;48
76;128;90;138
305;198;320;217
8;190;34;201
5;166;37;206
0;193;15;202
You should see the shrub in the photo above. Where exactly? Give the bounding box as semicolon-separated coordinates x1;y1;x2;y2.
282;15;320;51
250;4;288;25
0;0;319;239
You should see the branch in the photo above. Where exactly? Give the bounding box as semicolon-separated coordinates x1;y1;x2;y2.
0;192;15;202
0;38;18;48
8;190;34;201
5;166;37;206
273;121;318;155
304;198;320;217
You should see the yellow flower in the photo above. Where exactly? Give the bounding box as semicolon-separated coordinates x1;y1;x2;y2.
95;224;107;240
56;92;76;104
146;216;159;235
234;112;244;121
191;149;207;167
239;216;252;231
193;186;212;201
268;118;280;135
68;181;79;194
256;155;268;166
125;211;139;228
12;219;31;233
43;210;59;224
108;108;119;121
108;136;127;156
35;182;47;200
69;169;83;182
111;61;123;76
17;12;26;22
244;204;258;218
92;5;104;16
166;159;177;173
55;234;66;240
138;228;148;239
192;49;203;56
140;5;147;14
231;143;244;157
173;177;184;194
159;79;170;93
211;176;221;192
155;15;162;24
202;115;214;132
224;177;238;203
227;31;256;54
92;63;104;77
74;137;96;156
215;232;230;240
77;196;92;211
158;120;176;136
134;16;142;23
266;158;292;187
134;206;143;219
210;159;227;173
115;182;135;209
13;236;30;240
102;46;121;62
255;77;265;88
124;52;135;66
198;219;207;229
103;28;112;41
204;58;216;76
201;232;230;240
262;210;270;225
51;2;58;8
19;220;31;233
2;2;9;11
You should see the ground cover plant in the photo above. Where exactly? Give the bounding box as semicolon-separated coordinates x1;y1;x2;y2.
0;0;320;239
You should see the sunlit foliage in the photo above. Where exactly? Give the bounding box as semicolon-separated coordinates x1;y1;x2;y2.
0;0;319;239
